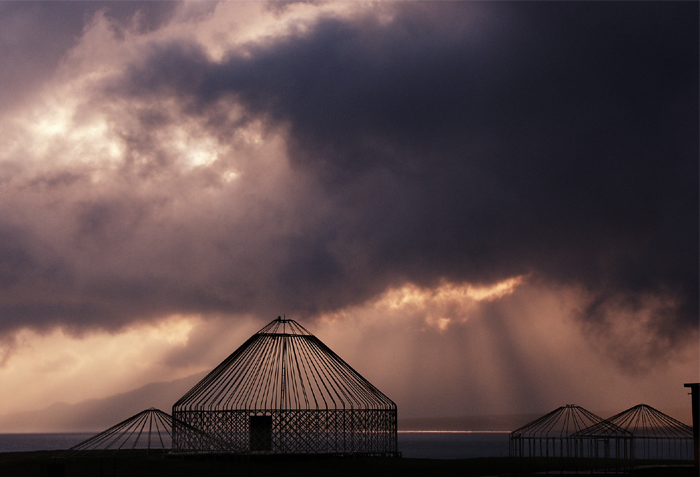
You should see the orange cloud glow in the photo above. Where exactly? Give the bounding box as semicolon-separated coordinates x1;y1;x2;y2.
366;276;525;330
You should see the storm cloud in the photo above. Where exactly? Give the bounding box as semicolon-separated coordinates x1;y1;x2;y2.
0;1;697;371
120;5;698;331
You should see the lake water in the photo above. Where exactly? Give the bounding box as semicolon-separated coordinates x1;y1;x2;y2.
0;431;511;459
399;431;510;458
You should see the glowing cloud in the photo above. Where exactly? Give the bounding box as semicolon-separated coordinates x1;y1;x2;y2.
370;276;525;330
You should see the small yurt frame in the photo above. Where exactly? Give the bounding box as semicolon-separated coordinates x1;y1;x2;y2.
606;404;693;462
510;404;633;474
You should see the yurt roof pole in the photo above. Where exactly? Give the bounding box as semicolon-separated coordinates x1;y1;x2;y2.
281;327;287;409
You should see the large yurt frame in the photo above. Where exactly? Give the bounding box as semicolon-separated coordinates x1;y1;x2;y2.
172;317;399;456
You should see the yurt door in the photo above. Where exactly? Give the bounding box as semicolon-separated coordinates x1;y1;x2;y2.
250;414;272;451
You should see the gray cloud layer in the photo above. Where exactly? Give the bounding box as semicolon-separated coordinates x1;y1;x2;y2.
0;1;181;111
0;2;697;365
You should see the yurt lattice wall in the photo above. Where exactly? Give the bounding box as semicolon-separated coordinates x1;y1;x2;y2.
172;317;399;456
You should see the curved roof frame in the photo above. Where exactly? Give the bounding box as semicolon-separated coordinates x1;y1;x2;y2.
60;408;227;457
60;408;174;457
511;404;614;439
604;404;693;438
174;317;396;412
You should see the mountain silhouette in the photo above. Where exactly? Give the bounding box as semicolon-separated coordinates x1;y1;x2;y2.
0;372;206;432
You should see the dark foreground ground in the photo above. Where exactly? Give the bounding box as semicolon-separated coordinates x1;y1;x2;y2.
0;451;695;477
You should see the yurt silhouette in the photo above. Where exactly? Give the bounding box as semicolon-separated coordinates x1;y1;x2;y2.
62;408;175;457
172;317;399;456
510;404;632;474
605;404;693;461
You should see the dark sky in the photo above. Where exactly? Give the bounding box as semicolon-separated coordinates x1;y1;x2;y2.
0;1;696;420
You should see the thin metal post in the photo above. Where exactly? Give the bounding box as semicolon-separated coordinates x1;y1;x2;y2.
685;383;699;469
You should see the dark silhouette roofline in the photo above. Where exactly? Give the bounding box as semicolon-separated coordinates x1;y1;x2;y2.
174;317;396;412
